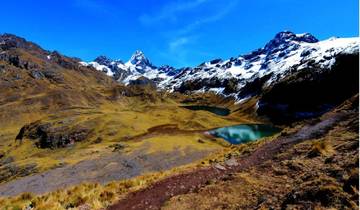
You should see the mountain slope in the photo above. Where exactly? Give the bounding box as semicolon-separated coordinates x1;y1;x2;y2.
166;32;358;98
0;33;118;124
83;31;359;123
83;32;358;100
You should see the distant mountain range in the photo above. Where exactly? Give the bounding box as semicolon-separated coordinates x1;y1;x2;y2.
0;31;358;123
81;31;359;103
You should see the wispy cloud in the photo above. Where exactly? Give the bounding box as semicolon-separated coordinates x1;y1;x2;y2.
161;1;237;66
169;37;190;52
166;36;193;66
176;0;238;35
140;0;238;67
139;0;210;25
161;36;215;67
154;36;194;67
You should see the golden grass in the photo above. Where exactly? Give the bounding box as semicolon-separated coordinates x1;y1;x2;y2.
0;156;215;210
309;139;334;157
0;98;248;174
129;134;222;154
0;111;282;210
0;79;261;210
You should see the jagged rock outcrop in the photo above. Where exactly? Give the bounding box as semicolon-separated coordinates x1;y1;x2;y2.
16;121;93;149
128;76;156;88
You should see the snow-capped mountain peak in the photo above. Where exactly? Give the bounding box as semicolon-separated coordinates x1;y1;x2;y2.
157;32;358;100
80;31;359;102
270;31;318;44
262;31;318;55
128;50;152;67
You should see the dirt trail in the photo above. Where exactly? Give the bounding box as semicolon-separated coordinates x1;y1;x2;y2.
108;113;345;210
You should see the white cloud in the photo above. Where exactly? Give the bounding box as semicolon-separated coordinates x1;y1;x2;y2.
162;36;215;67
163;0;237;65
141;0;238;67
139;0;210;25
177;0;238;35
169;37;190;52
155;36;193;67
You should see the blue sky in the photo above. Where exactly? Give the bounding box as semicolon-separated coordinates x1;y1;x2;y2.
0;0;358;67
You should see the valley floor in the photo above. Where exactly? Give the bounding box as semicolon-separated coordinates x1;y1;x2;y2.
109;109;359;210
0;98;253;209
0;96;357;210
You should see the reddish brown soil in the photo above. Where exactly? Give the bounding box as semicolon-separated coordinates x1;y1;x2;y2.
121;124;207;142
108;113;345;210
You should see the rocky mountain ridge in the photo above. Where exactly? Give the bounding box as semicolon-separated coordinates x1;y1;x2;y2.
81;31;359;122
82;31;358;100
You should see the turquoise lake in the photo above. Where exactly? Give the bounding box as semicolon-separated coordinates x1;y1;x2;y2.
208;124;281;144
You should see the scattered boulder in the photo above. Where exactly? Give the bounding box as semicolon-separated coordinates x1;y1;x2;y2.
43;70;64;83
109;143;127;152
197;139;205;143
225;158;238;167
29;70;44;79
214;163;226;171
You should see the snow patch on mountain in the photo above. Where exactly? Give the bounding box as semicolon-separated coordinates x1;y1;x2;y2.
81;50;173;84
80;31;359;102
80;61;114;76
160;34;359;99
